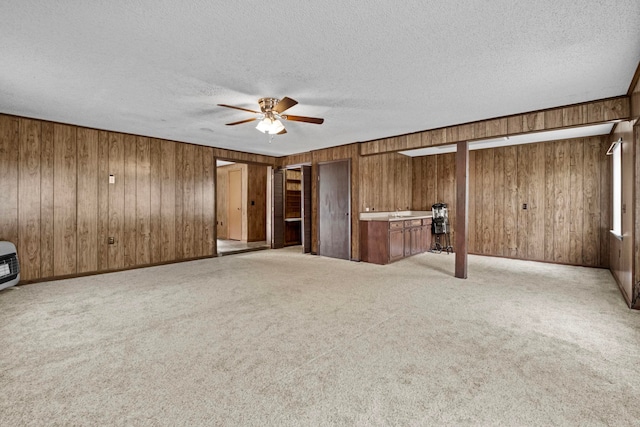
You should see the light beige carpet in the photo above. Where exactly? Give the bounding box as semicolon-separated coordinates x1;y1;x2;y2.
1;248;638;426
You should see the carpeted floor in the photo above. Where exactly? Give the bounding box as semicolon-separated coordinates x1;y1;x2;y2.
1;248;638;426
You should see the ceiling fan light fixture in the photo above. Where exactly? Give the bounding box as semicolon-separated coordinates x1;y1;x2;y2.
220;96;322;138
268;119;285;135
256;117;285;134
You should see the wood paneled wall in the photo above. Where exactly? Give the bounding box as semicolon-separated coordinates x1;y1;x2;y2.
411;153;457;246
361;96;630;155
359;152;412;212
0;114;217;283
412;137;611;268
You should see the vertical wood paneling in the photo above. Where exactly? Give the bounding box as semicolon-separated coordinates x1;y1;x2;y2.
569;142;584;264
53;124;77;276
0;116;19;246
467;151;476;253
441;154;456;246
425;155;437;208
543;143;556;261
582;138;601;266
108;133;125;270
18;119;41;280
474;150;484;253
527;143;545;260
563;105;587;127
150;139;162;263
182;144;195;258
507;115;523;134
411;157;423;210
202;148;215;254
136;137;151;265
97;132;110;271
599;138;611;268
544;109;564;129
40;122;54;277
123;135;137;268
160;140;176;262
493;147;505;255
193;146;204;256
587;101;604;123
553;140;571;263
76;128;99;273
523;112;544;131
361;153;412;212
403;136;608;267
516;145;530;258
1;116;230;282
481;150;494;255
485;118;507;137
175;143;184;259
503;146;518;257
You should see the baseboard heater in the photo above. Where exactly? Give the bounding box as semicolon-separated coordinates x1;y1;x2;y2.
0;241;20;291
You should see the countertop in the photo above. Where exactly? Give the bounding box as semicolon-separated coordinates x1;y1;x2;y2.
359;211;433;222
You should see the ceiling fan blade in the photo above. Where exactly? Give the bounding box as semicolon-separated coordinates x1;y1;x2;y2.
218;104;260;114
273;97;298;114
225;118;258;126
283;115;324;125
277;128;287;135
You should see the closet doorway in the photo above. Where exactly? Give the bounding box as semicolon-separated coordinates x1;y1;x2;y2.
270;165;311;253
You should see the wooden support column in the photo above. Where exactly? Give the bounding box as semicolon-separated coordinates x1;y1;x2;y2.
455;140;469;278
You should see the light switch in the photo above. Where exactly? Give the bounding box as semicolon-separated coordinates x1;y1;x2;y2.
109;174;115;184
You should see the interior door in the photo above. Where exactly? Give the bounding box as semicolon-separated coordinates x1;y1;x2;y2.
318;160;350;260
301;165;312;253
228;169;242;240
271;168;284;249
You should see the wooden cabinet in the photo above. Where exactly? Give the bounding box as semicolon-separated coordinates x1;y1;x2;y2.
360;217;433;265
389;227;405;262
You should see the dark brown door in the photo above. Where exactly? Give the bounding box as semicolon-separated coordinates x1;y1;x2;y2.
318;160;350;260
301;165;312;253
271;168;284;249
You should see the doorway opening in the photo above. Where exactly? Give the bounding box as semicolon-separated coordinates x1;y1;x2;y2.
216;160;269;256
269;165;312;253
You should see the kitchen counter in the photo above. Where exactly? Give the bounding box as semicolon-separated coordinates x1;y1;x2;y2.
359;210;433;221
360;212;433;264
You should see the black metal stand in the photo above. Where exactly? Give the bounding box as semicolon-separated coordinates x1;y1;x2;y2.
431;232;453;254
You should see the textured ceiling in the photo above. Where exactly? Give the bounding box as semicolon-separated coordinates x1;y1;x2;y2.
1;1;639;156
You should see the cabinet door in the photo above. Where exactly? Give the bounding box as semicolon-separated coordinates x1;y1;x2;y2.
389;229;404;262
411;227;423;255
421;225;431;252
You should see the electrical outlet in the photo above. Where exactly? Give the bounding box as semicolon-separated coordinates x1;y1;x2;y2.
522;203;528;210
108;237;115;245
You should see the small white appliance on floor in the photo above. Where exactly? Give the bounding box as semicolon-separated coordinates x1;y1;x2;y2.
0;241;20;291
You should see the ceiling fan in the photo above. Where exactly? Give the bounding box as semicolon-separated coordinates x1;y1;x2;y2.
218;97;324;135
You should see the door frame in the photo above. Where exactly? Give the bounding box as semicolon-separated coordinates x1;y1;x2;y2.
317;159;351;260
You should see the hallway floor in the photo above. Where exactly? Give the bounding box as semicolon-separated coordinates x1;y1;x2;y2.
217;239;269;256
